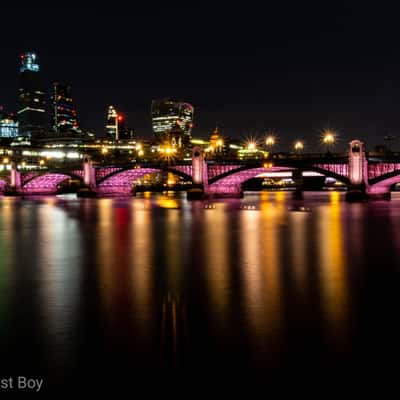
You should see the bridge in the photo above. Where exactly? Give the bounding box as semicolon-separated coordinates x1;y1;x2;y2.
1;140;400;200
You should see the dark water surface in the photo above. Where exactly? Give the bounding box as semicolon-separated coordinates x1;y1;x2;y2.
1;191;400;393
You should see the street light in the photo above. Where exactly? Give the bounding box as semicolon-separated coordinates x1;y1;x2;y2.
323;131;335;152
294;141;304;153
265;135;275;147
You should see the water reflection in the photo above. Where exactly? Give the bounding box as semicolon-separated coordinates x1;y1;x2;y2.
203;203;230;329
97;199;115;317
317;192;350;352
1;191;400;386
37;200;81;368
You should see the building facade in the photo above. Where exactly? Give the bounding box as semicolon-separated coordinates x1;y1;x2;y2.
17;52;47;137
0;107;18;138
51;82;80;134
105;106;132;141
151;99;194;141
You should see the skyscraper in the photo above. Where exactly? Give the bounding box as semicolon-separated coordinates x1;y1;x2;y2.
51;82;80;134
17;52;47;137
151;99;194;140
105;105;130;141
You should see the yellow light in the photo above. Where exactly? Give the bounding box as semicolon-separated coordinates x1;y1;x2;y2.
3;157;9;164
158;198;179;209
39;160;45;166
136;144;142;151
323;132;335;144
216;139;223;147
101;147;108;154
247;142;256;151
21;161;26;167
265;136;275;146
138;150;144;156
294;141;304;151
263;162;273;168
166;148;172;154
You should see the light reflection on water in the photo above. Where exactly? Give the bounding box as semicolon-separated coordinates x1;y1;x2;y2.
1;191;400;387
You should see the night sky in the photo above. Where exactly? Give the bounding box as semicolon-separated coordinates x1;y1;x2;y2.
0;5;399;151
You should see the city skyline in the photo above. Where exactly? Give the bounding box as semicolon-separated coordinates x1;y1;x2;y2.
0;6;399;150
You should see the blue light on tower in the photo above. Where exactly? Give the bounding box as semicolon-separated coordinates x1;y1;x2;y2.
20;52;39;73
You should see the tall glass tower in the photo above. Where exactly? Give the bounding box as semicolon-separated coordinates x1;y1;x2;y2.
51;82;80;134
151;99;194;140
105;105;128;141
17;52;47;137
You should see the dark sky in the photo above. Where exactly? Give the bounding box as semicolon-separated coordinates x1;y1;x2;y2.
0;4;399;151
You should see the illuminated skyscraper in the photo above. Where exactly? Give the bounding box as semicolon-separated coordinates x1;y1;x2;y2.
151;99;194;140
51;82;80;134
17;51;47;137
105;105;126;141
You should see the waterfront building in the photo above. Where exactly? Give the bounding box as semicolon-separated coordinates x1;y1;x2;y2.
17;52;47;137
151;98;194;141
106;105;130;141
51;82;80;134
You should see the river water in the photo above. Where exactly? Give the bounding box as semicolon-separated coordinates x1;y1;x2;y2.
0;191;400;393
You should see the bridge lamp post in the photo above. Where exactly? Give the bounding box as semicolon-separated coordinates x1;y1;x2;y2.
323;132;335;153
265;135;276;158
265;136;275;148
294;141;304;153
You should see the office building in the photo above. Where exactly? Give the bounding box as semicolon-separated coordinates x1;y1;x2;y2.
151;98;194;140
17;52;47;137
51;82;80;134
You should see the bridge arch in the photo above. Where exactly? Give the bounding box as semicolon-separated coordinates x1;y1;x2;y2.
96;166;192;195
208;164;350;188
368;170;400;194
21;172;82;194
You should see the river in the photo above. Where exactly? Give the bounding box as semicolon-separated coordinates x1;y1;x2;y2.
0;191;399;393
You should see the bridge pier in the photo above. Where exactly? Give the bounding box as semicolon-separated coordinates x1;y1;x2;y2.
77;155;98;197
4;162;22;195
187;147;208;199
345;140;372;201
